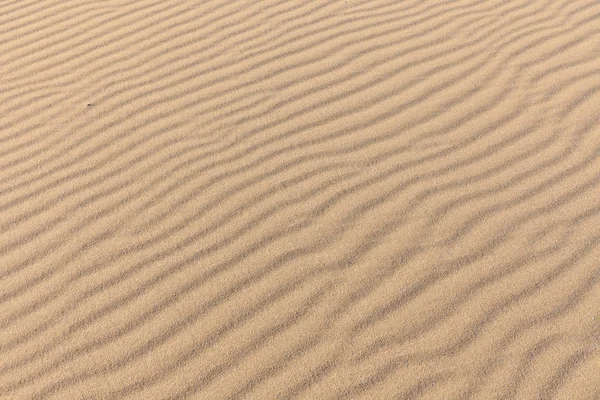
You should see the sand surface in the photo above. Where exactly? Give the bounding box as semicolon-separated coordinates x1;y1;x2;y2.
2;0;600;398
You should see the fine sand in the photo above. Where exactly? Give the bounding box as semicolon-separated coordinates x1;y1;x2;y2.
2;0;600;398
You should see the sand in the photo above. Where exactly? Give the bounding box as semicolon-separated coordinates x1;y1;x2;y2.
1;0;600;398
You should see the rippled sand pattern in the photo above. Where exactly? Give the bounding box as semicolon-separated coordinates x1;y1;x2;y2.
2;0;600;398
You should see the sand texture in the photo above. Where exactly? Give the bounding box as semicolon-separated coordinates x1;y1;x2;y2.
2;0;600;398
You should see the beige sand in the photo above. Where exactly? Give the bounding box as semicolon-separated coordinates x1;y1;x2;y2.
2;0;600;398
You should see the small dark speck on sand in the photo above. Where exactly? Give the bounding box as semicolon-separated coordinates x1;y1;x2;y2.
87;104;92;107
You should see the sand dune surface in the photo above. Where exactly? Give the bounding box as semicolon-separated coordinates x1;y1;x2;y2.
2;0;600;398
